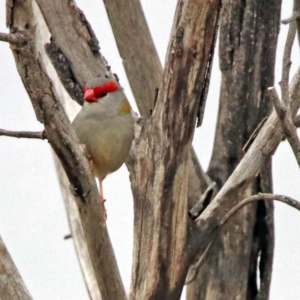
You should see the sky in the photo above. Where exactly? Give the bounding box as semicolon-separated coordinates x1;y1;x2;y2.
0;1;300;299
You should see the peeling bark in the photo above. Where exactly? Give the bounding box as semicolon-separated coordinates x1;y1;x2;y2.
35;0;109;89
0;236;32;300
129;1;221;299
187;1;281;299
7;1;126;299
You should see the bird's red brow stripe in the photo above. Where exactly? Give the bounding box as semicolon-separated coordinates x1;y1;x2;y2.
92;81;119;98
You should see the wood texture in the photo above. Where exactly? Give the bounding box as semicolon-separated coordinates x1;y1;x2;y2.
53;155;102;300
187;1;282;299
103;0;212;209
0;236;32;300
192;66;300;295
35;0;109;92
32;4;101;298
103;0;162;117
128;0;221;299
7;1;125;299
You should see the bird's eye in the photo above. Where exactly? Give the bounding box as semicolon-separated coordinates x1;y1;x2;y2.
102;92;107;97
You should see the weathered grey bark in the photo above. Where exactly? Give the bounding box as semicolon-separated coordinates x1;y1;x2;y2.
102;0;212;211
7;1;126;299
0;236;32;300
187;1;282;299
187;0;281;300
35;0;110;105
191;67;300;298
128;0;221;299
102;0;162;117
31;4;101;298
53;156;102;300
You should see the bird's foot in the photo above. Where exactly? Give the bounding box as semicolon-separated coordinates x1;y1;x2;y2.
101;198;107;220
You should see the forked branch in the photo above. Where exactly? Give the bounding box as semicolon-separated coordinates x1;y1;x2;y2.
187;193;300;285
269;15;300;167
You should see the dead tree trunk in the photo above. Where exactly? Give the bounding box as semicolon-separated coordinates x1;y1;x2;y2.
187;1;281;299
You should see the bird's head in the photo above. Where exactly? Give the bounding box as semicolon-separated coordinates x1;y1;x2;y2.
83;77;120;102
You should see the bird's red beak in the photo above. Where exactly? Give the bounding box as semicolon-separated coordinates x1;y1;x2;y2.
83;89;97;102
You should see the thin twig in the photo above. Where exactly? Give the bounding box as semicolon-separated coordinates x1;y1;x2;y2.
0;32;28;45
281;19;297;107
0;129;46;140
221;193;300;226
281;11;300;24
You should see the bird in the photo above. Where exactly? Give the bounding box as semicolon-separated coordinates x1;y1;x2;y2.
72;76;135;217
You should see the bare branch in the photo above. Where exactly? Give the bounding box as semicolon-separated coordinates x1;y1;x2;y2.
102;0;162;117
6;0;13;28
187;193;300;286
0;236;33;300
129;0;221;298
269;87;286;119
0;129;46;140
281;11;300;24
35;0;109;89
268;18;300;167
280;18;296;107
194;67;300;256
221;193;300;226
185;238;215;285
52;156;102;300
8;2;126;299
294;114;300;127
0;32;28;45
189;182;217;220
242;117;268;153
293;0;300;45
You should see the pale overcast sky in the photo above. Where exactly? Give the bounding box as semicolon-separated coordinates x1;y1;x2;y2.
0;1;300;299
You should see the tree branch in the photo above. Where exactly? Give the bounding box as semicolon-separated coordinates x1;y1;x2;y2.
0;129;46;140
102;0;162;117
193;66;300;260
52;155;102;300
35;0;109;90
129;0;221;298
7;2;126;299
0;236;33;300
269;17;300;167
294;114;300;127
281;17;296;107
0;31;28;45
269;87;300;166
186;192;300;286
221;193;300;226
281;11;300;24
188;182;217;220
102;0;212;213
